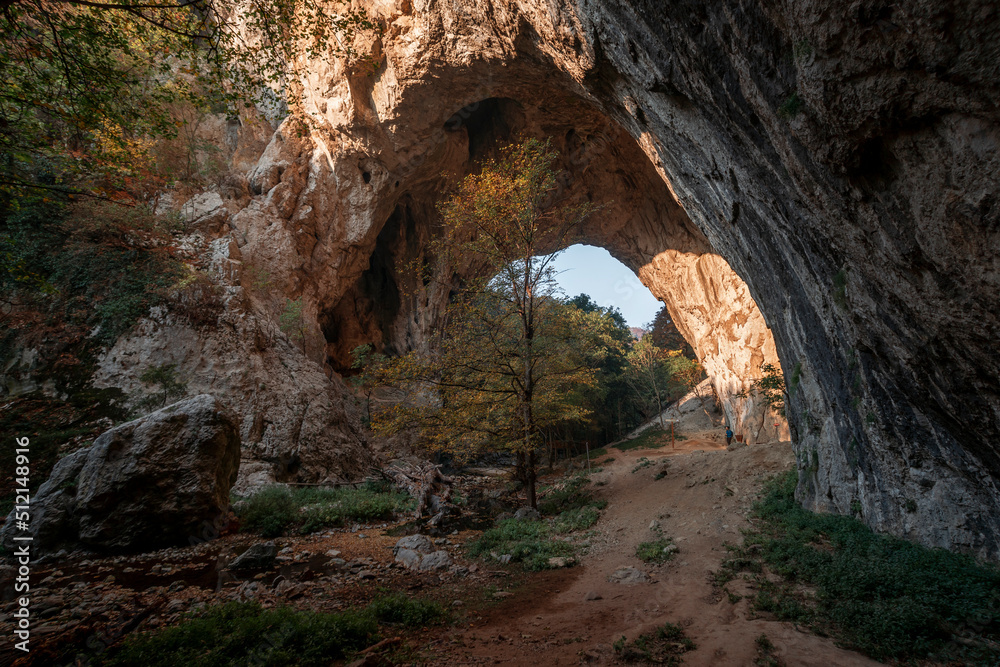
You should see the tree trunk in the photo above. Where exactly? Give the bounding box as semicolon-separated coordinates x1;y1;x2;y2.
526;449;537;509
655;384;664;427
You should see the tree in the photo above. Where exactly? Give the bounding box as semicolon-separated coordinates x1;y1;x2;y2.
279;297;305;353
737;362;785;437
625;336;672;426
625;339;704;428
0;0;379;202
349;343;387;424
369;138;600;509
648;305;696;359
138;363;187;410
563;293;637;443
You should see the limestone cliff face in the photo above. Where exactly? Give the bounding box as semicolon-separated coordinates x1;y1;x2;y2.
82;0;1000;556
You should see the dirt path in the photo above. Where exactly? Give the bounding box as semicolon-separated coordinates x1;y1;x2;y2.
432;437;880;666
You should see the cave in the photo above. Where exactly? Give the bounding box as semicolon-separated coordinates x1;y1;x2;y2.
223;1;1000;559
7;4;1000;662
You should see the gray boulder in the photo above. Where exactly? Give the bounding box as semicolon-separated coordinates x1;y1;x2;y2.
418;550;451;571
393;534;451;571
229;542;277;570
0;395;241;553
514;506;541;521
393;534;435;554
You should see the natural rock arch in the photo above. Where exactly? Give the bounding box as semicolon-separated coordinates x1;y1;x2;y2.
95;0;999;559
313;94;786;444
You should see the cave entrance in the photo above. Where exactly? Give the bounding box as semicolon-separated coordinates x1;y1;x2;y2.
318;95;787;444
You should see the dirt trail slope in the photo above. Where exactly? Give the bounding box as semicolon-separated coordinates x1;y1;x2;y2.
435;436;880;666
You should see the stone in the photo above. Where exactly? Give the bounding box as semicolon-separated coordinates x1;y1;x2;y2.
393;548;422;571
393;534;451;571
393;534;434;555
228;542;277;571
236;581;260;599
0;395;241;553
608;567;650;585
584;591;603;601
514;507;541;521
547;556;574;568
181;191;228;228
419;550;451;572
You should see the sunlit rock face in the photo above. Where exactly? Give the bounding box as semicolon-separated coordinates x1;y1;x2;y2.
222;0;1000;557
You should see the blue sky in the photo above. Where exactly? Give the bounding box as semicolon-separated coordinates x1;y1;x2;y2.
548;244;662;328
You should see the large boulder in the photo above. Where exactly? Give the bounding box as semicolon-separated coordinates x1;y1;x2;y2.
1;394;241;553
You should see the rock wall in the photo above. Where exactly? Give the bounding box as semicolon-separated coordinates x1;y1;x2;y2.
75;0;1000;556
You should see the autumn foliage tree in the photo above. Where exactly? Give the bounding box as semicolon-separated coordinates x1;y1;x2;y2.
0;0;379;201
367;138;610;509
625;337;703;426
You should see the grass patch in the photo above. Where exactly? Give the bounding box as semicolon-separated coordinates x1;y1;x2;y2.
103;601;377;666
612;622;696;665
636;536;677;564
754;633;784;666
616;428;668;451
631;457;653;473
577;447;606;459
236;482;414;538
367;593;447;627
553;506;601;533
467;519;575;571
616;426;687;452
725;470;1000;664
537;475;606;515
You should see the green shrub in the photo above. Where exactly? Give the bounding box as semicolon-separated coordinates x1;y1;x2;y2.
636;537;676;564
104;601;377;666
298;484;412;533
538;476;606;515
237;486;298;538
726;470;1000;663
614;428;669;451
467;519;575;571
612;622;695;664
237;483;413;537
778;93;803;118
367;593;447;627
552;506;600;533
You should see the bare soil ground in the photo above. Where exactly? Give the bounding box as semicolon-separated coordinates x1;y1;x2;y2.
1;429;882;666
426;434;881;666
